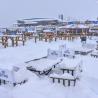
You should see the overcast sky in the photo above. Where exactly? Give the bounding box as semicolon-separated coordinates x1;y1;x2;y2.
0;0;98;27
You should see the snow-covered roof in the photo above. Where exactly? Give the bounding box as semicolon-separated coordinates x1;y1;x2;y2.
43;29;54;33
23;18;58;22
59;24;89;29
24;21;38;24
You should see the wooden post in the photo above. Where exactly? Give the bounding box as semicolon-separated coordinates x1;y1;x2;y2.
2;37;4;45
16;37;18;46
23;40;25;46
68;80;70;86
55;37;57;41
74;79;76;86
53;78;55;83
72;70;74;76
4;37;8;48
0;79;1;85
67;69;69;73
34;36;37;43
62;69;65;74
58;78;60;83
4;80;5;84
45;37;47;42
22;35;25;46
12;38;14;47
63;79;65;86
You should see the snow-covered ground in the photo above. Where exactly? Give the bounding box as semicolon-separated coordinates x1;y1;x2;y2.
0;37;98;98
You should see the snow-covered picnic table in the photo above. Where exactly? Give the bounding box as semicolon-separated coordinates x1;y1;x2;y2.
91;50;98;58
73;47;93;55
50;73;75;79
49;73;77;86
26;58;62;75
0;63;29;86
56;58;82;76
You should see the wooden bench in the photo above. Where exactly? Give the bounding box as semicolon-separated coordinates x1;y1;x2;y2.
91;53;98;58
75;50;92;55
50;73;77;86
27;66;53;76
13;80;28;87
60;68;75;76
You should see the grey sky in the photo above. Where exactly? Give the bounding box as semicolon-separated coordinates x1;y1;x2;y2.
0;0;98;27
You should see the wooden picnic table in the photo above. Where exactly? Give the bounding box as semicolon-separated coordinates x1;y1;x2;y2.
91;52;98;58
27;66;52;75
60;68;75;76
0;35;25;48
50;73;77;86
56;58;82;76
26;58;62;75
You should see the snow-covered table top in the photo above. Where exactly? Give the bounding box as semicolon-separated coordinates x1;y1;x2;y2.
58;58;82;70
73;47;93;53
26;58;61;71
50;73;75;79
91;51;98;55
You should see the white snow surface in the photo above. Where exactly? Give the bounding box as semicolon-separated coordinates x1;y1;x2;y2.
0;38;98;98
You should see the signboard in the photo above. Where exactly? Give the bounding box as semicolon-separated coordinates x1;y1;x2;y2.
47;49;62;58
59;44;66;51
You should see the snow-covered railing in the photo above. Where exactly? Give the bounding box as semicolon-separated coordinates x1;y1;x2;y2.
25;56;47;63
